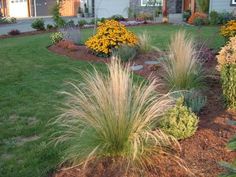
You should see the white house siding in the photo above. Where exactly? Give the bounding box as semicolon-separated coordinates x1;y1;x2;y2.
209;0;235;13
95;0;129;18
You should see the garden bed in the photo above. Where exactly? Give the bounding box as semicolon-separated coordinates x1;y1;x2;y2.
49;44;236;177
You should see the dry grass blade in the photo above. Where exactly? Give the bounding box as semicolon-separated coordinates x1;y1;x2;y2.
162;30;206;90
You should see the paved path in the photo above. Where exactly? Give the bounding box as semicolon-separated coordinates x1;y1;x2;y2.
0;14;184;35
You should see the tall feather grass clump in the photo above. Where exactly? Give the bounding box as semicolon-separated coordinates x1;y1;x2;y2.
52;59;180;172
137;31;153;53
162;30;206;90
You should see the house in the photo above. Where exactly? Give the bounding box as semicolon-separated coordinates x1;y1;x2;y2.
1;0;234;19
209;0;236;13
0;0;80;18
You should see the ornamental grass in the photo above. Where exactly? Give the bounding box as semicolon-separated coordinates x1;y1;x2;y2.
162;30;206;90
52;58;182;174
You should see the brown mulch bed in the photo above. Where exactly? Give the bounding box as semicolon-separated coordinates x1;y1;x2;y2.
49;44;236;177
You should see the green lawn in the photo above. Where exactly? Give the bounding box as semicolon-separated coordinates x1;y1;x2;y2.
0;24;224;177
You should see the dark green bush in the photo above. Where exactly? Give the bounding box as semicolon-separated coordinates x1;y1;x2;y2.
194;17;205;26
46;24;54;30
221;64;236;109
78;19;87;28
183;10;191;22
31;18;45;31
218;12;235;25
209;11;219;25
110;14;125;21
158;98;199;140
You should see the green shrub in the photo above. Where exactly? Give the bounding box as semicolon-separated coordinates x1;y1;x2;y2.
31;18;45;30
220;64;236;109
162;30;206;90
46;24;54;30
137;31;153;53
52;3;65;28
172;90;207;114
52;59;180;172
50;32;63;44
183;90;207;114
110;14;125;21
196;0;209;13
78;19;87;28
194;17;205;26
158;98;199;140
182;10;191;22
209;11;219;25
112;45;137;62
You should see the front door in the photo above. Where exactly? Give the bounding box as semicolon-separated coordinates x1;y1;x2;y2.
36;0;56;16
9;0;28;17
176;0;182;13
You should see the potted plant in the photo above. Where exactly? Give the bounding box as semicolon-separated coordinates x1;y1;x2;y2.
77;7;83;18
84;3;89;18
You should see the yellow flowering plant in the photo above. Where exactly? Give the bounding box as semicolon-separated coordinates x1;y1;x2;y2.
85;20;138;57
217;35;236;109
220;20;236;39
217;35;236;70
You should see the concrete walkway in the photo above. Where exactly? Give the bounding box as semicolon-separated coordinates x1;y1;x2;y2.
0;14;184;35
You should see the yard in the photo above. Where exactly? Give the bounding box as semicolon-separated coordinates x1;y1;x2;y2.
0;24;233;177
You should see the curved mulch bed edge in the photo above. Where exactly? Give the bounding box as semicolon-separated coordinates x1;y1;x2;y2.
49;45;236;177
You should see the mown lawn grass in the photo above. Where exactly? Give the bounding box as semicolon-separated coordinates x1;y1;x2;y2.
0;24;223;177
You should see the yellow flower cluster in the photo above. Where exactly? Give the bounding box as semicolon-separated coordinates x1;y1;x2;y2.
217;35;236;70
85;20;138;56
220;20;236;39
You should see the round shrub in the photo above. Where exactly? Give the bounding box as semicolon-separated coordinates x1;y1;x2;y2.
217;36;236;109
158;98;199;140
31;18;45;31
110;14;125;21
50;32;63;44
220;20;236;39
85;20;138;56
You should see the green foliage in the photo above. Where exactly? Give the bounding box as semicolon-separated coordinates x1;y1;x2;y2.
221;64;236;109
183;90;207;114
196;0;209;13
162;31;206;90
137;31;153;53
110;14;125;21
0;17;16;24
78;19;87;27
209;11;219;25
194;17;205;26
46;24;54;30
52;3;65;28
50;32;63;44
219;161;236;177
52;59;179;171
112;45;137;62
183;10;191;22
158;98;199;140
31;18;45;31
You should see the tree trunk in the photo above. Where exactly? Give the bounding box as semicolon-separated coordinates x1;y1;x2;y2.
162;0;169;23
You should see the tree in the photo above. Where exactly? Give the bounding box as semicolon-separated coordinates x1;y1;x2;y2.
162;0;168;23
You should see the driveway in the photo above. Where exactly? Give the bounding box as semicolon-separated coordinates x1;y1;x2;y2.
0;17;79;35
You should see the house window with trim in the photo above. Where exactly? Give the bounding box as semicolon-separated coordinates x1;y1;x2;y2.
141;0;163;6
231;0;236;6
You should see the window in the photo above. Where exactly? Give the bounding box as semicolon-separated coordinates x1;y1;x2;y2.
141;0;163;7
231;0;236;6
